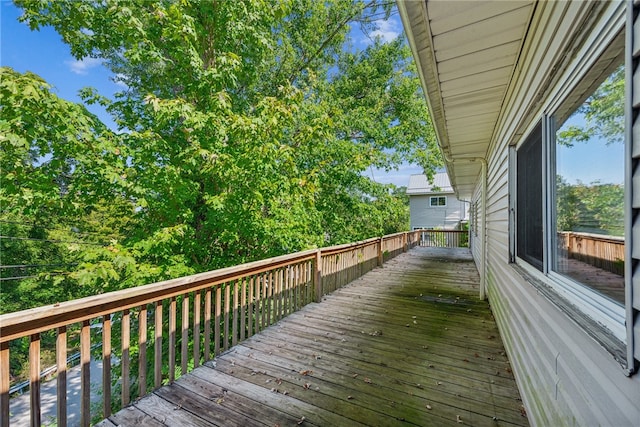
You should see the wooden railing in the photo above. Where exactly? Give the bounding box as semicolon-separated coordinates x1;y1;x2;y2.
557;231;625;275
0;230;424;427
417;229;469;248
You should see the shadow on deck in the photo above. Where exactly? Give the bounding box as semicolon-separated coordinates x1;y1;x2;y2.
98;247;528;427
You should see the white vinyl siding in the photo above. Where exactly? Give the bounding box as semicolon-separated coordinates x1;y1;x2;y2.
409;195;466;230
482;2;638;425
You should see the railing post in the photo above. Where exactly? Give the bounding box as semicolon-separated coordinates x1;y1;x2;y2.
378;236;384;266
403;232;408;252
314;250;322;302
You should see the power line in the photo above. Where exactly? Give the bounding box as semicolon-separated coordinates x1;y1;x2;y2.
0;263;79;269
0;272;69;282
0;220;120;239
0;235;106;246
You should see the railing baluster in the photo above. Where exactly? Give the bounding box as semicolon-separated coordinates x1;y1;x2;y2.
204;289;211;361
253;275;260;334
240;278;247;342
194;291;201;368
214;286;221;355
80;320;90;427
261;274;267;329
102;315;111;418
267;272;273;326
248;276;254;338
275;269;282;321
57;326;67;427
30;333;41;427
139;306;147;398
121;310;130;407
288;266;294;314
285;267;290;316
224;283;231;351
232;280;239;347
1;341;8;427
154;301;163;389
181;294;189;376
169;298;176;382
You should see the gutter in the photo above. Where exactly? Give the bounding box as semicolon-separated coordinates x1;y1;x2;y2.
442;152;488;301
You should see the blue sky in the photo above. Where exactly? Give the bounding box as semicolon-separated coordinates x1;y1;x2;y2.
556;114;624;186
1;1;422;187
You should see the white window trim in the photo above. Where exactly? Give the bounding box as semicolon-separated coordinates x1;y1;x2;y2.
429;196;447;207
510;111;627;345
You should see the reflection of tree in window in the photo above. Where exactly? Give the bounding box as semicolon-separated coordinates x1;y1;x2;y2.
554;63;624;305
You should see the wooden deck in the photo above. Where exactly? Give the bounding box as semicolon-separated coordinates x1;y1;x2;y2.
97;247;528;427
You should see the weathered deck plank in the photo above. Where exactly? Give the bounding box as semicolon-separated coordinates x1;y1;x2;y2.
102;247;529;426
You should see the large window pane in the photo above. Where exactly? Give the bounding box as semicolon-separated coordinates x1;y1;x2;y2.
553;65;625;305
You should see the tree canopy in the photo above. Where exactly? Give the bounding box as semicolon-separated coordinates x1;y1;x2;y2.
2;0;440;310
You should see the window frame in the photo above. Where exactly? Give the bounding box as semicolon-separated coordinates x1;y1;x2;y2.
429;196;447;207
510;79;627;343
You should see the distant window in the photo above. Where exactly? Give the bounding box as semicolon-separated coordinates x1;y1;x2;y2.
430;196;446;207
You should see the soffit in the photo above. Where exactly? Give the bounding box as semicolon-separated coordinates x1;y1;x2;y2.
398;0;535;198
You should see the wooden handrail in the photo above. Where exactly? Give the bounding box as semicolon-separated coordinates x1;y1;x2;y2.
557;231;624;275
0;230;426;427
0;249;317;343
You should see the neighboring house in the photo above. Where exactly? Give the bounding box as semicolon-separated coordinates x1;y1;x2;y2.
406;172;468;230
399;1;639;427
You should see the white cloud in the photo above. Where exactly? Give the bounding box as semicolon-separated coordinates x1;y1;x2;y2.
113;73;129;88
65;57;102;75
369;19;400;43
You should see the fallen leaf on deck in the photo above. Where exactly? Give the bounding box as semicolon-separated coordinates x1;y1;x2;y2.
297;416;306;425
456;415;463;423
426;404;432;410
299;370;312;376
363;377;372;384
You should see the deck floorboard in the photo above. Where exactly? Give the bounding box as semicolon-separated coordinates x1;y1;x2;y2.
102;247;529;426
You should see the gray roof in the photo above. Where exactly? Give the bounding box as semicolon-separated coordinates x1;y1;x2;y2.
406;173;453;195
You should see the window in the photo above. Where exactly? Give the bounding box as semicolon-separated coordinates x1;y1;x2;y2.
513;34;626;340
430;196;446;207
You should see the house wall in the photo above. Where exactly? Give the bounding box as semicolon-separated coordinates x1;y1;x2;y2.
409;194;467;230
475;1;640;426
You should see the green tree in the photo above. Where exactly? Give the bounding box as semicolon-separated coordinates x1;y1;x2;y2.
11;0;439;291
557;65;624;147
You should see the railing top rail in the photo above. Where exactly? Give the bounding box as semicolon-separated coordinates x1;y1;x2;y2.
382;231;408;239
319;237;380;256
418;229;467;233
0;248;317;343
559;231;625;243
